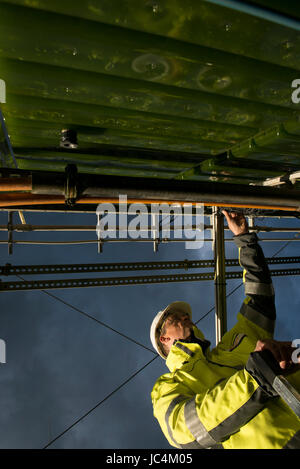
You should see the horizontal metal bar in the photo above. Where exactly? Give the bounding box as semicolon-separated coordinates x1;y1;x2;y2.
1;255;299;276
0;224;299;233
0;207;298;218
0;237;299;245
0;224;206;232
1;268;299;291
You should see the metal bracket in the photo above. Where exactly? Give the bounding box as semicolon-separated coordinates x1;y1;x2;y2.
153;238;159;252
60;129;78;149
64;164;78;207
2;263;11;276
289;171;300;185
261;170;300;187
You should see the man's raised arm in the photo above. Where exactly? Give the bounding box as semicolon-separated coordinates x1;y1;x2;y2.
222;210;276;336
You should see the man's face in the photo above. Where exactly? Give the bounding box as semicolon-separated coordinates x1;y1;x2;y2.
159;311;194;354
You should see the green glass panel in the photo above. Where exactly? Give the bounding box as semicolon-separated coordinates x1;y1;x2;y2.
1;57;295;132
3;95;252;145
0;0;300;181
3;0;300;71
5;117;229;155
0;2;298;111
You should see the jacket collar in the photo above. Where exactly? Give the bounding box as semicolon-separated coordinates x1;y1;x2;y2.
165;326;210;372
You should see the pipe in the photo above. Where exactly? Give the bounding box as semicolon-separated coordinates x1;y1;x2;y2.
0;177;32;191
1;169;300;210
0;194;298;211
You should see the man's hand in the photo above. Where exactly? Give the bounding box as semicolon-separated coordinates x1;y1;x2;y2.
222;210;248;236
254;338;298;370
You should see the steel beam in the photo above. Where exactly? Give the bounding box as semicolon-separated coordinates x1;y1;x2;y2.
1;255;299;276
0;267;299;292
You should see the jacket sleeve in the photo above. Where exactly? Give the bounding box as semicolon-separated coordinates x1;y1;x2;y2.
215;231;276;354
233;231;276;337
151;366;273;449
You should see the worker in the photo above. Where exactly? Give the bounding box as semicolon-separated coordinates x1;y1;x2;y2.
150;210;300;449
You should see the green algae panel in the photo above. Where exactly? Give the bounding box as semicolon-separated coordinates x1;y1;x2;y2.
0;0;300;184
0;2;299;110
3;0;300;70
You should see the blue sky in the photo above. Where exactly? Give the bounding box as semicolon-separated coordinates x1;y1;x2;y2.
0;209;298;448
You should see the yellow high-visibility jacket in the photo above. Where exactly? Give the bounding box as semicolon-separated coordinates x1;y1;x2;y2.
151;232;300;449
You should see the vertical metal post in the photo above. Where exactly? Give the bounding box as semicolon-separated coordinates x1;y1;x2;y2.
7;211;13;255
212;207;227;345
152;213;159;252
248;216;254;230
96;213;103;253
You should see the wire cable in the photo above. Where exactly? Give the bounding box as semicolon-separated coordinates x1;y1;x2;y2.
15;274;156;355
42;291;218;449
43;354;158;449
269;232;300;258
195;281;243;326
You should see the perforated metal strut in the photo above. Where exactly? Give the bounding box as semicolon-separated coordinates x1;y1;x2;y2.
1;256;299;276
0;267;299;291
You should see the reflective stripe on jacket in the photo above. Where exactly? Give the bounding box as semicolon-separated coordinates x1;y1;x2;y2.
151;232;300;449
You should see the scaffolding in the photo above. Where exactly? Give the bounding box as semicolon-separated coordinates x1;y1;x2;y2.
1;200;299;347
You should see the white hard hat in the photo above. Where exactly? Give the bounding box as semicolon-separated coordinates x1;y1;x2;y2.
150;301;192;359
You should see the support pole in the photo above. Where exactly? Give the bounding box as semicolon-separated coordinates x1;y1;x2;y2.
213;207;227;345
7;211;13;255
